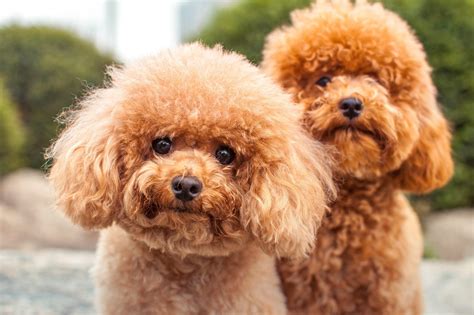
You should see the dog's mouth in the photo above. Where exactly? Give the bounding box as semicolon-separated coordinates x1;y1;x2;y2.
142;201;200;219
322;124;387;149
332;124;377;138
141;201;237;236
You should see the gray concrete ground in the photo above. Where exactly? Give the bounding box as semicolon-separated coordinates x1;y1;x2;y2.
0;249;473;315
0;250;94;315
422;258;474;315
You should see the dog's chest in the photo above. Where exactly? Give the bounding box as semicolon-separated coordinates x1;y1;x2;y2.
278;185;410;313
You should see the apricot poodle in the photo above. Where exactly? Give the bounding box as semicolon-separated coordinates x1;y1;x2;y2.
263;1;453;314
47;43;335;314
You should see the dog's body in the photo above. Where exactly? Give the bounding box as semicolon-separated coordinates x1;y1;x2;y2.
94;226;285;314
263;1;453;314
48;44;334;314
278;179;423;314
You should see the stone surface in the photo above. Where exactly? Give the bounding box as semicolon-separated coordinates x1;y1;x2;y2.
0;250;473;315
424;209;474;260
0;250;95;315
422;258;474;315
0;169;97;250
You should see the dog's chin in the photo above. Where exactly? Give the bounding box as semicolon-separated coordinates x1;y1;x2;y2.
323;126;389;179
144;233;250;257
119;203;249;257
142;202;202;220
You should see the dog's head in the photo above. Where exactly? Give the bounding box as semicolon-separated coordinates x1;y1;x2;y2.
48;44;335;257
262;0;453;192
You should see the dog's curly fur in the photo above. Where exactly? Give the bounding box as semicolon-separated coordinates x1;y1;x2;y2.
47;43;335;314
262;1;453;314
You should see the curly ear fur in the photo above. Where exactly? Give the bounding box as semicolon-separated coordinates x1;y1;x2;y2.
242;133;335;258
394;100;453;193
46;87;122;229
388;54;454;194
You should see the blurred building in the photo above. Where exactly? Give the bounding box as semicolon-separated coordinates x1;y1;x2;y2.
0;0;236;61
0;0;180;62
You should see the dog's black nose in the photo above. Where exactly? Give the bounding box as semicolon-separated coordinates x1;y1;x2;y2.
339;97;363;120
171;176;203;202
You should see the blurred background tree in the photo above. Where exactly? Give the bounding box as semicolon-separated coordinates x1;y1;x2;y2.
0;79;25;175
193;0;474;211
194;0;309;65
0;25;114;169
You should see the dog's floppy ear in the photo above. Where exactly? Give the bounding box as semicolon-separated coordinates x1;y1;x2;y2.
242;133;335;258
47;88;121;229
394;88;453;193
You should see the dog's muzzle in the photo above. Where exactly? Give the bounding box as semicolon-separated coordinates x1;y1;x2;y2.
339;97;363;120
171;176;203;202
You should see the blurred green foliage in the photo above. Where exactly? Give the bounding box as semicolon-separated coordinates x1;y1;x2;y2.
0;25;114;169
382;0;474;210
194;0;474;210
423;244;438;259
194;0;309;65
0;79;25;175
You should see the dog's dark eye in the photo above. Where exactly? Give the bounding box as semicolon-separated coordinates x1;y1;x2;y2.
215;145;235;165
315;76;332;87
152;137;172;155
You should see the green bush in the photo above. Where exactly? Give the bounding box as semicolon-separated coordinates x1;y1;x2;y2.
193;0;474;210
0;25;115;168
382;0;474;209
194;0;310;64
0;79;25;175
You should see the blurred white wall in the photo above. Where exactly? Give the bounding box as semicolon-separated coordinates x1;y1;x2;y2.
0;0;237;62
0;0;181;62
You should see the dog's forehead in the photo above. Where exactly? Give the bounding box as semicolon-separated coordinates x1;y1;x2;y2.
264;1;428;90
116;83;295;152
113;45;299;150
122;82;275;124
118;79;294;134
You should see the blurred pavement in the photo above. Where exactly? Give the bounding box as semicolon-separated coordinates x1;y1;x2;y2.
422;258;474;315
0;249;473;315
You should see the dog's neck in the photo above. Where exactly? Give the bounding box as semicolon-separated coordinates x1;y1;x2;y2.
335;176;396;204
97;226;277;312
131;234;262;279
